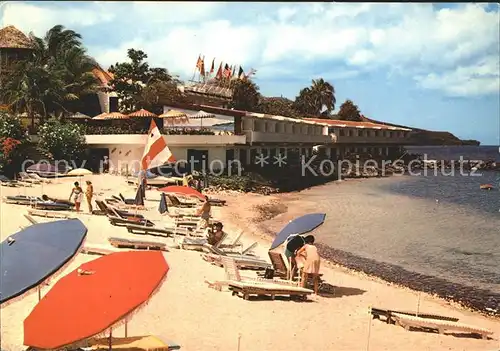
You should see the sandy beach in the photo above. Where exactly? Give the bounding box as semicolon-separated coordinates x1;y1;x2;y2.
1;174;499;351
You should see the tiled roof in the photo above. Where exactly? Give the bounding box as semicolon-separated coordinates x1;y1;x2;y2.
305;118;411;131
183;82;233;99
0;26;34;49
92;67;114;87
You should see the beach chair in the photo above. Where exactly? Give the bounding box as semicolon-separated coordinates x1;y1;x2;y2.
179;231;228;251
167;194;197;208
207;258;313;300
202;245;271;270
31;201;73;211
4;195;41;205
84;335;181;350
218;230;244;251
28;173;52;183
126;223;177;238
119;193;137;205
370;307;459;324
24;214;38;225
391;313;493;339
81;243;121;256
108;208;154;227
108;237;167;251
96;200;145;219
19;172;41;184
0;175;19;187
28;209;73;219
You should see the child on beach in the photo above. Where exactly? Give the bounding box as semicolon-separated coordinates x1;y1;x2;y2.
296;235;321;294
85;180;94;213
208;222;225;245
69;182;83;212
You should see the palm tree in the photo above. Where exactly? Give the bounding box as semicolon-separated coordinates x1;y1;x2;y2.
2;25;99;126
293;78;336;117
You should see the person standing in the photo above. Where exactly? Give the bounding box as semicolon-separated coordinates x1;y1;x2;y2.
69;182;83;212
296;235;321;294
196;195;212;229
85;180;94;213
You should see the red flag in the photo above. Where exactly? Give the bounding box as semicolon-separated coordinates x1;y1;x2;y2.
210;58;215;74
141;120;175;171
223;64;231;78
215;62;223;79
199;56;205;76
195;55;202;70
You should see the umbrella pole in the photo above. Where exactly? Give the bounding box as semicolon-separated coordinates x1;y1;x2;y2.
38;286;41;301
108;328;112;350
125;321;128;337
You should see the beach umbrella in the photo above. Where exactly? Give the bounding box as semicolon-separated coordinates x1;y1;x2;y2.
67;112;91;120
24;251;169;350
134;183;145;206
67;168;92;177
128;109;157;118
0;219;87;305
158;192;168;214
159;110;189;126
190;110;215;128
269;213;326;250
157;185;204;201
94;112;129;120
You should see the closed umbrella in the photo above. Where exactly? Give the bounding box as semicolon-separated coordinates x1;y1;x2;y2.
269;213;326;250
24;251;169;350
134;183;145;206
0;219;87;305
158;192;168;214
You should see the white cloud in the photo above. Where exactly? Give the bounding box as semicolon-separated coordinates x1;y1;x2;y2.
0;2;498;97
415;56;500;97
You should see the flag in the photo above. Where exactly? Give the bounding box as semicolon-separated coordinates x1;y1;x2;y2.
223;64;231;78
141;119;175;171
210;58;215;74
195;55;202;70
215;62;223;79
199;56;205;76
238;66;245;79
231;65;236;77
247;68;257;77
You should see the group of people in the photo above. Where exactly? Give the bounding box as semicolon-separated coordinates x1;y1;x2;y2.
285;234;322;293
69;181;94;212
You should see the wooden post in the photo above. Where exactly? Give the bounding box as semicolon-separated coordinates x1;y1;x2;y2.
125;321;128;337
108;328;112;350
416;292;421;317
237;333;241;351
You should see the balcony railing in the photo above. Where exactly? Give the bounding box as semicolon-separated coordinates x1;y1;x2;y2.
80;124;216;136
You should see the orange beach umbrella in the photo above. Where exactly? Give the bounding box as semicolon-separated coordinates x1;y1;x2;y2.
158;185;204;201
24;251;169;350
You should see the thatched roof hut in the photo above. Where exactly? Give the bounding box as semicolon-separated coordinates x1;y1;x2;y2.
0;26;34;49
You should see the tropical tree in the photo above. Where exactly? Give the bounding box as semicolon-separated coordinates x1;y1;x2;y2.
337;100;363;121
2;25;99;126
257;97;300;117
293;78;336;117
37;118;86;162
109;49;180;113
230;78;260;111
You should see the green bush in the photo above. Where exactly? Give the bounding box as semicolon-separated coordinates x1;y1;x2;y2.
0;112;28;176
38;118;86;161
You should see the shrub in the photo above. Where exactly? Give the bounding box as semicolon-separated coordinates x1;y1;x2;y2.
37;118;86;161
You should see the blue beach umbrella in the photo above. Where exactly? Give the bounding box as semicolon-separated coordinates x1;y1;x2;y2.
269;213;326;250
158;192;168;214
0;219;87;304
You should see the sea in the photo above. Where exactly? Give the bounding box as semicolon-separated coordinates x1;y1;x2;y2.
293;146;500;314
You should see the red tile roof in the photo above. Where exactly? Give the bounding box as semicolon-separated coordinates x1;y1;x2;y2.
92;67;114;87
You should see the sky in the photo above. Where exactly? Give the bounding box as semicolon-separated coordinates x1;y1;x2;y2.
1;2;499;145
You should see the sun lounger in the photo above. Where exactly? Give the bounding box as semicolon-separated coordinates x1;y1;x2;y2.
180;231;228;251
28;173;52;183
24;214;38;225
207;258;312;300
19;172;41;184
4;195;41;205
0;175;19;187
126;224;176;237
108;215;155;227
32;201;73;211
119;193;137;205
167;194;197;208
81;244;121;255
370;307;459;324
391;313;493;339
95;200;145;219
108;237;167;251
85;335;181;350
28;209;73;219
202;245;271;270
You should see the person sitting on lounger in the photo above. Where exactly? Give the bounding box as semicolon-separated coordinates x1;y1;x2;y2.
208;222;225;245
296;235;321;294
196;195;211;228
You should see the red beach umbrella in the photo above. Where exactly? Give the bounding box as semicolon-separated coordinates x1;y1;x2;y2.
24;251;169;350
158;185;205;201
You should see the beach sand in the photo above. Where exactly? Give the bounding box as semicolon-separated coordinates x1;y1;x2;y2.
1;175;499;351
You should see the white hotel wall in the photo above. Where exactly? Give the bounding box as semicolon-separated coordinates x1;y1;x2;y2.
105;144;230;175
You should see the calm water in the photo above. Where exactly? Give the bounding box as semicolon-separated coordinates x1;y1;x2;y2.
405;145;500;161
292;169;500;311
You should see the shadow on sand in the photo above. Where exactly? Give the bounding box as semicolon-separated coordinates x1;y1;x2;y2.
318;283;366;298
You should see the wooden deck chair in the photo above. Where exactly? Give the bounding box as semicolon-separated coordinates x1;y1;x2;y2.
126;223;176;238
108;237;167;251
218;230;244;250
266;251;289;278
108;207;154;227
370;307;459;324
96;200;144;219
81;243;121;256
391;313;493;339
179;231;228;251
28;173;52;183
202;249;271;270
19;172;41;184
24;214;38;225
241;242;258;255
206;258;312;300
167;194;197;208
28;209;72;219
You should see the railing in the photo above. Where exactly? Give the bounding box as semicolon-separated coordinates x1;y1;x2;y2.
80;124;216;135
